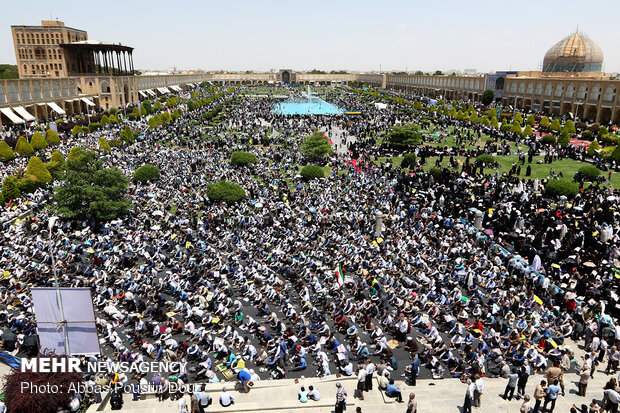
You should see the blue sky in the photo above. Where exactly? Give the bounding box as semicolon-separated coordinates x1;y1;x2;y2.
1;0;619;73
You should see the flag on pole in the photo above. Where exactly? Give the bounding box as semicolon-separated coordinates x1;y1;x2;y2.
335;263;345;288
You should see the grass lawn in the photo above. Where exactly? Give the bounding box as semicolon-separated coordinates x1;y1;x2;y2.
375;155;620;188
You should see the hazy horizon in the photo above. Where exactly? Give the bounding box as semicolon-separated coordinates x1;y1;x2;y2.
2;0;619;74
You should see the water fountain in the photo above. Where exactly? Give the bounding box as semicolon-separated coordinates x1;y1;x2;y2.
273;85;345;115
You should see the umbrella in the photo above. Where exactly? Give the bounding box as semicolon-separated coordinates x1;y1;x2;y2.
583;262;596;268
483;229;494;236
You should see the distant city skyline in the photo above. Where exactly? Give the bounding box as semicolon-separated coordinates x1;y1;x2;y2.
2;0;619;74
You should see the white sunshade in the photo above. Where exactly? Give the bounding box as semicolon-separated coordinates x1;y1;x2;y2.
138;91;148;98
157;87;167;94
13;106;35;122
147;89;156;97
0;107;25;124
81;97;95;107
48;102;66;115
171;85;182;92
162;87;171;93
187;83;195;88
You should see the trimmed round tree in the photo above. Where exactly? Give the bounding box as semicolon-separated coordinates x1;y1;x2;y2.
400;153;417;169
576;165;602;181
45;129;60;145
2;176;21;201
300;165;325;180
133;164;161;183
230;151;258;167
545;179;579;198
541;134;556;145
46;150;65;179
586;141;600;157
0;140;15;162
206;181;245;204
98;137;111;154
26;156;53;184
30;131;48;151
476;154;495;167
15;136;34;156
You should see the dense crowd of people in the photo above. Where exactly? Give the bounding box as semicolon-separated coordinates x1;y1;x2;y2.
1;84;620;412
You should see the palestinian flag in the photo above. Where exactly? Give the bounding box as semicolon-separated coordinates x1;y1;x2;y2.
335;263;345;288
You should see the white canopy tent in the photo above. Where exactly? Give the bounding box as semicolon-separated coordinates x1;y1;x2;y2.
81;97;95;107
0;107;25;124
156;87;167;94
146;89;156;97
47;102;66;115
161;87;171;93
138;91;148;98
13;106;35;122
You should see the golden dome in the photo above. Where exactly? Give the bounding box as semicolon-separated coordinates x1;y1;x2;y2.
542;31;603;73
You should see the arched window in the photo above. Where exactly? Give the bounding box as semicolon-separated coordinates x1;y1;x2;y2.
565;84;575;99
589;84;601;102
32;82;41;100
544;84;553;97
43;82;51;98
100;81;110;93
510;83;517;93
8;84;19;102
20;83;31;101
603;86;616;102
554;84;563;98
526;83;533;95
53;82;61;98
534;83;542;96
61;80;69;96
577;84;587;99
0;85;6;104
518;83;525;94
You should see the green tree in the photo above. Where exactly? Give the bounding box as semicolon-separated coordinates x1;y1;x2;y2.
0;141;15;162
30;132;48;151
148;117;158;128
545;179;578;198
511;120;522;135
140;106;147;116
131;107;140;116
120;125;134;142
481;89;495;105
300;165;325;180
53;150;130;221
301;131;334;159
598;126;609;138
523;124;534;137
109;114;119;124
15;136;34;156
100;115;110;125
230;151;258;166
133;164;160;183
564;119;576;134
609;145;620;164
2;176;21;201
67;146;85;161
558;129;571;147
142;100;153;115
513;112;523;124
540;116;551;129
98;137;111;154
25;156;52;184
586;140;600;157
491;116;499;128
206;181;245;204
385;126;422;147
550;118;562;132
46;150;65;179
401;153;417;169
526;114;535;126
45;129;60;146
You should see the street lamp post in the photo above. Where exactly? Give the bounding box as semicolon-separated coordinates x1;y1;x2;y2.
48;216;70;355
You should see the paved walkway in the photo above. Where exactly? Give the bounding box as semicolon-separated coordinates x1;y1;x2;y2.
87;365;614;413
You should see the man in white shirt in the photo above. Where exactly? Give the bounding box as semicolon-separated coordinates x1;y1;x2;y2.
177;392;188;413
308;385;321;401
219;387;235;407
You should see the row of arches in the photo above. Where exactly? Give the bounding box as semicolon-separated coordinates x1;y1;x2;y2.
507;81;617;104
0;80;77;105
507;97;620;123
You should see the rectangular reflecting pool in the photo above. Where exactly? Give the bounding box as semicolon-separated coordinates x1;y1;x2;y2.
273;98;344;115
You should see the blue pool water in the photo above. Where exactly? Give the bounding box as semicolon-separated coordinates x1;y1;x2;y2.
273;98;345;115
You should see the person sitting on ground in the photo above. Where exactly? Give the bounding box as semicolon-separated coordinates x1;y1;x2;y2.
219;387;235;407
385;378;403;402
308;385;321;401
298;386;309;403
